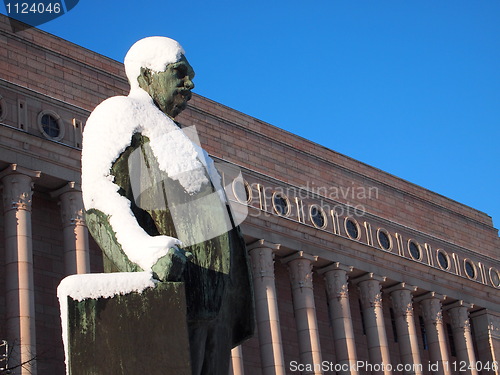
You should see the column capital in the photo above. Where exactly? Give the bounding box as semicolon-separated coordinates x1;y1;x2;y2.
0;164;40;212
388;287;415;318
247;239;280;252
321;264;351;300
248;244;276;279
51;182;86;227
317;262;353;275
418;294;446;324
282;251;317;290
354;273;385;309
445;301;474;332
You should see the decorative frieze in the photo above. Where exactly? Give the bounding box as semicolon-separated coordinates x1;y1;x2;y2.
236;174;500;289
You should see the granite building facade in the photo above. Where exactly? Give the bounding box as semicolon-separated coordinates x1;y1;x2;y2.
0;14;499;375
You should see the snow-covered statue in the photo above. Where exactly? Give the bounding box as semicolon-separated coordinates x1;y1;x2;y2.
81;37;254;374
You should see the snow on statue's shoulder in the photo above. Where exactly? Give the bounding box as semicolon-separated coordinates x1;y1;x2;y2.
80;87;216;273
81;94;150;182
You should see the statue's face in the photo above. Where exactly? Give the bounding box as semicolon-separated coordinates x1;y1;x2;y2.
139;55;195;118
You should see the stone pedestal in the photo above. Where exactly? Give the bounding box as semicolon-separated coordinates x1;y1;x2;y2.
66;282;191;375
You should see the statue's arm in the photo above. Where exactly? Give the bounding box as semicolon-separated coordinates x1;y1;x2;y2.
82;128;189;281
86;205;190;281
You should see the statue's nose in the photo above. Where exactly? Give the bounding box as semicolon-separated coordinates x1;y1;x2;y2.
185;78;194;90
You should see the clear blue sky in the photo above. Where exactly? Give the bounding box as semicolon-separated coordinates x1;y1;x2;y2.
2;0;499;229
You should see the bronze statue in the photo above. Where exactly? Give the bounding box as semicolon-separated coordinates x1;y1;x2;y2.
81;37;254;375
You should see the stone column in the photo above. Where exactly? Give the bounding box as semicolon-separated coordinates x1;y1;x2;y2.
247;240;286;375
353;273;392;375
385;283;422;375
0;164;40;375
51;182;90;275
282;251;322;375
229;345;245;375
318;263;358;375
445;301;477;375
469;309;500;375
415;292;450;375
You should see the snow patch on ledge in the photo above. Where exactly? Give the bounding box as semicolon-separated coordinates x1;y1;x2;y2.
57;272;157;374
58;272;157;301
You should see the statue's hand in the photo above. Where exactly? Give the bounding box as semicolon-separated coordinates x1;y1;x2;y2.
151;245;192;282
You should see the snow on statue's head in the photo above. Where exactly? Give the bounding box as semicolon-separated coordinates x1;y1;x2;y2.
124;36;185;91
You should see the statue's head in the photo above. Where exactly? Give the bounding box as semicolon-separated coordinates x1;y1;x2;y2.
124;36;195;118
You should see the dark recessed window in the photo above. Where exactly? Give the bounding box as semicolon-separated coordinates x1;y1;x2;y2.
0;96;5;121
446;323;457;357
390;308;398;343
408;240;421;260
359;299;366;335
273;193;289;216
310;205;326;228
419;316;428;350
464;259;476;279
377;229;391;250
437;249;449;270
41;113;60;138
345;218;359;239
37;110;64;141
